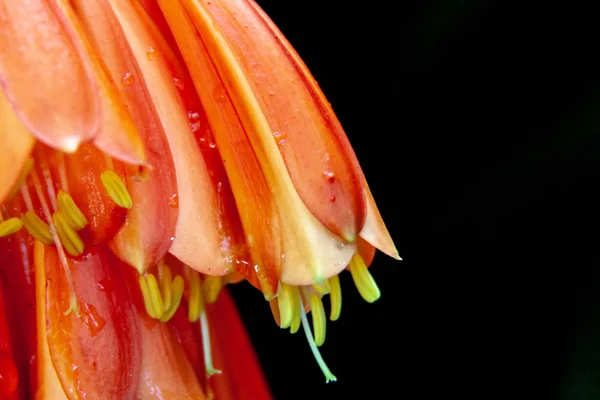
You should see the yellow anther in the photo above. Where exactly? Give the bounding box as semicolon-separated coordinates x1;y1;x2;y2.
348;254;381;303
310;293;326;347
100;170;132;209
328;275;342;321
312;280;331;295
188;270;204;322
21;210;53;245
57;191;87;230
145;274;165;319
6;158;33;201
202;275;222;304
52;211;84;257
139;275;157;319
277;283;296;329
160;275;185;323
289;288;301;334
0;217;23;238
158;262;173;311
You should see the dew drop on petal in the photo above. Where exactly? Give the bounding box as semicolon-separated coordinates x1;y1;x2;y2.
121;72;134;86
146;46;157;61
173;77;184;90
273;131;287;146
168;193;179;208
79;303;106;337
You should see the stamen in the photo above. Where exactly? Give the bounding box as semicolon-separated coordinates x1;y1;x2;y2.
145;274;165;318
158;261;173;311
199;310;222;378
100;170;133;209
57;191;87;230
277;282;296;329
30;169;79;316
21;210;53;245
313;279;331;295
19;184;34;212
37;150;59;212
309;293;326;347
328;275;342;321
289;287;301;334
52;211;84;257
202;275;222;304
159;275;184;323
0;217;23;238
139;275;157;319
348;254;381;303
6;158;33;202
56;152;69;193
187;270;204;322
299;296;337;383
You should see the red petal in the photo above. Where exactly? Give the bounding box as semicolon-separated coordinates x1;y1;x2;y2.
0;0;99;152
42;244;142;400
0;285;19;400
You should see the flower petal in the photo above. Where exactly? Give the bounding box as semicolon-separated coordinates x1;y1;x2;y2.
0;87;35;204
161;0;356;290
0;285;19;399
0;0;99;152
41;244;142;400
196;0;367;243
70;0;179;271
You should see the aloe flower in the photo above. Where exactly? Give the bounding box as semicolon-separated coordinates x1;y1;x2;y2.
0;0;399;398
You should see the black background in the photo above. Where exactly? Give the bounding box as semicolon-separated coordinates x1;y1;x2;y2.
229;1;600;399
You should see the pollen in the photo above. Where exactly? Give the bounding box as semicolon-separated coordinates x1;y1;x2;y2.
277;282;297;329
52;210;85;257
100;170;133;209
348;253;381;303
0;217;23;237
57;191;88;230
138;262;184;322
202;275;223;304
328;275;342;321
21;210;53;245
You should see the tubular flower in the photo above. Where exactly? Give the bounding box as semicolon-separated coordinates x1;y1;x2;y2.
0;0;398;396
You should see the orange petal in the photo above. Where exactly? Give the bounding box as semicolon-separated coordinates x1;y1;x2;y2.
0;87;35;204
158;0;281;296
206;290;273;400
109;0;231;276
197;0;367;243
53;0;146;165
0;0;99;152
71;0;179;271
127;277;205;399
41;244;142;400
0;198;37;399
161;0;356;290
359;183;400;260
0;285;19;400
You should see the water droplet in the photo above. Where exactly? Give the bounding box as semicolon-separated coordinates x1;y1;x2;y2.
169;236;175;242
121;72;134;86
173;77;184;90
97;278;114;292
168;193;179;208
190;122;201;133
188;111;200;121
329;195;336;202
146;46;157;61
322;170;335;182
269;90;274;96
273;131;287;146
79;303;106;337
200;130;217;148
212;85;227;103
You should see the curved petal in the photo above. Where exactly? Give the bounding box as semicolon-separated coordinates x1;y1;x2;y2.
41;244;142;400
71;0;179;271
0;88;35;204
0;0;99;152
0;285;19;400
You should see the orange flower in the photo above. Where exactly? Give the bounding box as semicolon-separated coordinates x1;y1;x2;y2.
0;0;398;397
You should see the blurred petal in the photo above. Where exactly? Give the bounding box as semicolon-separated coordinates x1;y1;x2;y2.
0;285;19;399
41;244;142;399
0;0;99;152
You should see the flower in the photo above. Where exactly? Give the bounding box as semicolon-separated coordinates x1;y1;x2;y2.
0;0;399;397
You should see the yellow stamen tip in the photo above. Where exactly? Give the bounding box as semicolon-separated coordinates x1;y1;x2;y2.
52;210;85;257
348;254;381;303
101;170;133;209
0;217;23;237
312;280;331;295
202;275;223;304
310;293;326;347
145;274;165;319
57;191;88;230
21;210;53;245
289;288;301;334
328;275;342;321
139;275;157;319
277;283;296;329
160;275;184;323
188;270;204;322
